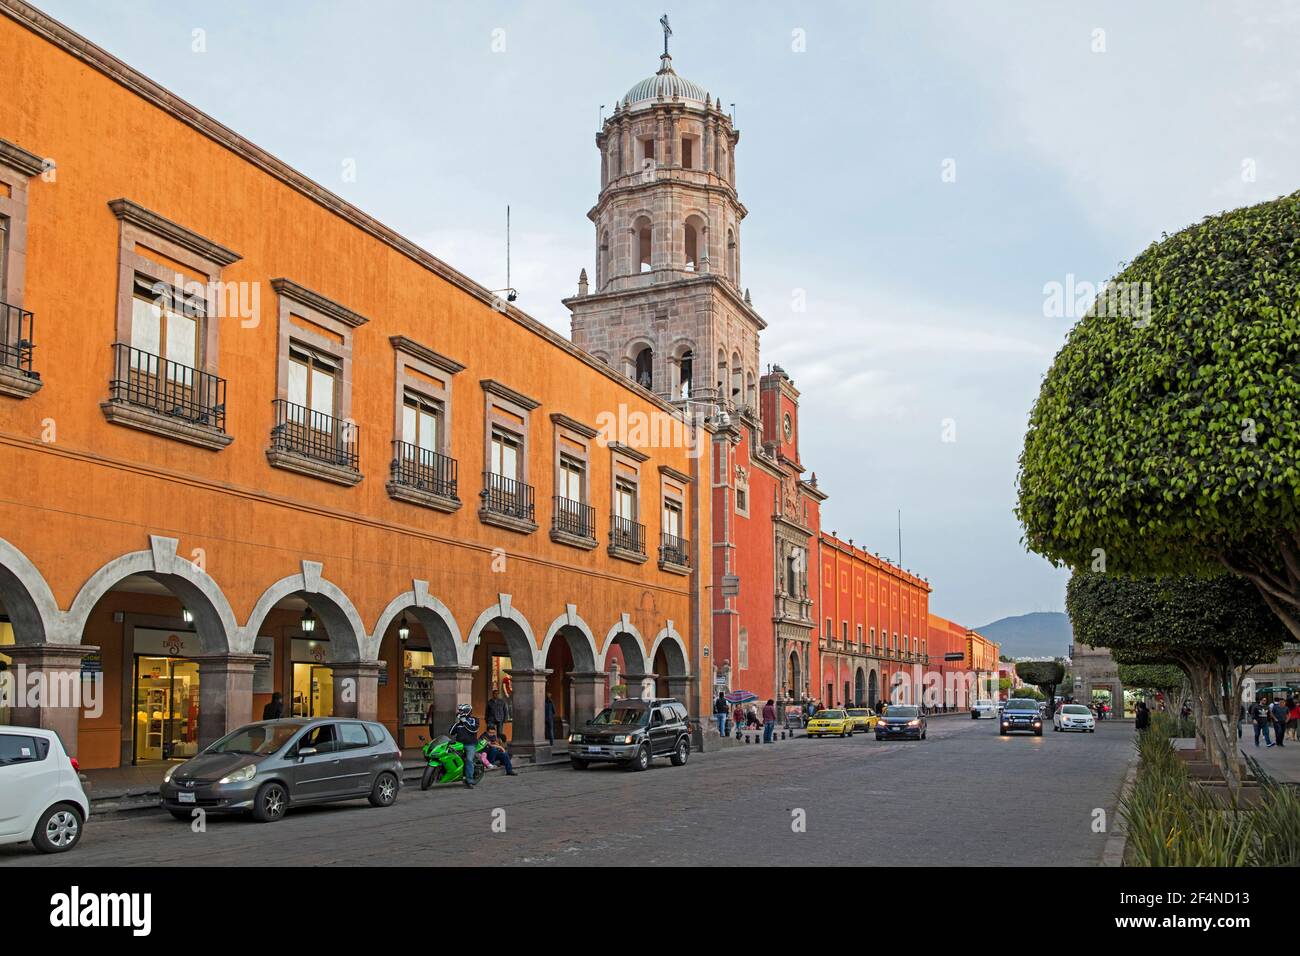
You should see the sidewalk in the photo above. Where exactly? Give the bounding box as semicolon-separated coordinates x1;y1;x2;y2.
1242;734;1300;785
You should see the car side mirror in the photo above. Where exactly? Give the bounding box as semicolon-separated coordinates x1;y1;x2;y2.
297;747;317;759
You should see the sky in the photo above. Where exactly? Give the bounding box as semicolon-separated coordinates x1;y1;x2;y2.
32;0;1300;626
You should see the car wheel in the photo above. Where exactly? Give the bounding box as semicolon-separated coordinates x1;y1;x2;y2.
1034;729;1043;736
921;730;927;740
368;771;398;808
629;744;651;771
32;804;83;853
570;758;589;770
1089;729;1095;733
670;738;690;766
251;781;288;823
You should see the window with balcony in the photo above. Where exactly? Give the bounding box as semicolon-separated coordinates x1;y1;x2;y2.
386;335;463;510
103;198;240;445
607;445;648;562
549;412;597;548
268;277;367;485
0;138;44;397
479;379;539;533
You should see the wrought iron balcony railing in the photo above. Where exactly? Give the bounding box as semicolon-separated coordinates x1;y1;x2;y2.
609;514;646;555
481;471;535;521
1;301;35;375
659;532;690;567
270;398;358;468
552;496;595;539
108;342;226;431
390;440;457;500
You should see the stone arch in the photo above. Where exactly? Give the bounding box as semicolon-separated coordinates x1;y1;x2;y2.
649;622;690;678
539;605;598;672
65;535;238;654
369;580;461;664
868;668;880;708
0;536;60;644
465;593;538;668
632;213;653;273
242;560;367;662
598;614;649;674
854;666;867;706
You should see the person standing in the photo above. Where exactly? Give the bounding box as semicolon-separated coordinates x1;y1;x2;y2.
762;698;777;743
485;690;508;737
449;703;481;788
732;702;743;734
1134;701;1150;732
261;691;283;720
1271;696;1289;748
543;693;556;746
713;692;729;737
1288;697;1299;742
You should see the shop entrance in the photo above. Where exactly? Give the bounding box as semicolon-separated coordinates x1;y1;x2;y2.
132;655;201;764
292;663;334;717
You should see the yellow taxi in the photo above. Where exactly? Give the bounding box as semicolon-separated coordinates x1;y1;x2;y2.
805;709;854;738
845;707;879;733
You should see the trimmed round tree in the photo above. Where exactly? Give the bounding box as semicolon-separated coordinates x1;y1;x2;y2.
1015;660;1065;709
1066;571;1286;786
1017;190;1300;639
1118;663;1184;701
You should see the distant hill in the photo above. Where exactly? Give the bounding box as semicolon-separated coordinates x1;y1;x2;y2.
973;612;1072;659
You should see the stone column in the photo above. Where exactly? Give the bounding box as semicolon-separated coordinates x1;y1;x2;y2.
667;675;693;711
4;643;99;758
429;664;476;738
505;668;551;761
621;672;657;701
704;118;714;174
569;671;607;729
331;660;385;720
193;653;261;751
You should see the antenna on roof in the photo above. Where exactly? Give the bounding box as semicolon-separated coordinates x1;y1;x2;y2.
490;205;518;305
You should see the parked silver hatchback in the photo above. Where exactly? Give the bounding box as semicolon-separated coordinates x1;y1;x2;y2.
159;718;403;823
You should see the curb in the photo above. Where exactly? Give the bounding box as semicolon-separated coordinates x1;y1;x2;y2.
1101;743;1140;867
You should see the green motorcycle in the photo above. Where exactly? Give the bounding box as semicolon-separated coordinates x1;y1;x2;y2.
418;734;488;789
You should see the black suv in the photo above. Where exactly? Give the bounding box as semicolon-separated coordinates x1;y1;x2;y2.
999;698;1044;736
568;698;692;771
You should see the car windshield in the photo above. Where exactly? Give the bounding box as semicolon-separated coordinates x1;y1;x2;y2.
1062;705;1092;715
1005;700;1039;712
847;710;869;717
976;700;994;707
208;722;305;755
591;707;648;726
815;710;845;719
889;706;919;718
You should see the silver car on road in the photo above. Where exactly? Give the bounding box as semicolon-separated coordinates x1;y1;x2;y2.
159;718;403;823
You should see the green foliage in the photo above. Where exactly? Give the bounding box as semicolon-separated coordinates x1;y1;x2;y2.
1016;191;1300;581
1011;686;1044;700
1122;714;1300;867
1015;659;1066;687
1119;662;1184;695
1067;572;1286;668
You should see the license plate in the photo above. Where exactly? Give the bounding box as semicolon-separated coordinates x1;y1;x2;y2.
178;792;196;804
586;746;600;753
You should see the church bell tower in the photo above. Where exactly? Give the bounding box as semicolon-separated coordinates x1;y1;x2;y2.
564;18;765;412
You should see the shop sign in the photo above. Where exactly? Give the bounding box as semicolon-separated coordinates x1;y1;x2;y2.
292;639;331;664
80;651;103;678
378;665;389;687
134;627;195;658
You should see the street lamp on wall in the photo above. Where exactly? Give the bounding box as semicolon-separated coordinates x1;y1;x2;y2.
301;607;316;634
181;607;193;624
398;616;410;642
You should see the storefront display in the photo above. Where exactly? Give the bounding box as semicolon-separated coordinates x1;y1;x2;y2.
0;619;13;726
402;649;435;727
490;652;513;720
131;627;201;764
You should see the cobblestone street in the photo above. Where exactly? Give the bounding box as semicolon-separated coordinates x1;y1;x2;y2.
1;718;1136;867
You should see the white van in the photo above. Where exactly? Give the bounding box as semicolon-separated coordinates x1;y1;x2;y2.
970;699;998;720
0;726;90;853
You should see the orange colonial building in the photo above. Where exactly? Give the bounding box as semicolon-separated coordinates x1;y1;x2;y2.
812;532;932;709
0;1;709;769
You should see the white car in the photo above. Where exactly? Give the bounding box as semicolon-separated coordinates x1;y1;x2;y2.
0;726;90;853
1053;704;1096;733
971;699;998;719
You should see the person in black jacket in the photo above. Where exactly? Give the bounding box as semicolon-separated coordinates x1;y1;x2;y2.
449;704;481;788
261;692;283;721
713;693;729;737
1134;701;1150;732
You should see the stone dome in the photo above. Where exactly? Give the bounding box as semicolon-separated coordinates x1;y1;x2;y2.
622;54;709;110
